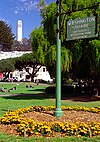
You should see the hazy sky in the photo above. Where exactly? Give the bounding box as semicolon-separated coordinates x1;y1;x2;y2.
0;0;55;39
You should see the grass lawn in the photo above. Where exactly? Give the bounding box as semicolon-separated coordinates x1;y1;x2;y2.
0;82;100;141
0;132;100;142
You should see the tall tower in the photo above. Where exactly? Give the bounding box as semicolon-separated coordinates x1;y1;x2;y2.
16;20;22;41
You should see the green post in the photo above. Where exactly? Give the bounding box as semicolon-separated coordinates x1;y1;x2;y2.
54;0;63;117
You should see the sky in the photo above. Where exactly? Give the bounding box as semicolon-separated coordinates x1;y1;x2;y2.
0;0;55;39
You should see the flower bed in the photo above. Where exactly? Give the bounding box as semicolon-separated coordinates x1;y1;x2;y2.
0;106;100;137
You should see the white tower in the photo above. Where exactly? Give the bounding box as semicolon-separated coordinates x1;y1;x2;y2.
16;20;22;41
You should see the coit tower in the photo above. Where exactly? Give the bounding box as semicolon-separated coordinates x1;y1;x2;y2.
16;20;22;41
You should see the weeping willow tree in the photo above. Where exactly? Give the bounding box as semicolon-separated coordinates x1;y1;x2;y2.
45;45;72;80
89;40;100;78
30;0;100;82
45;45;56;77
61;46;72;82
61;46;72;72
36;45;45;64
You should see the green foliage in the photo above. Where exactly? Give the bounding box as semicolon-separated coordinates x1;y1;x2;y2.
15;53;36;69
72;38;100;79
36;46;45;63
89;39;100;77
61;46;72;72
41;2;57;46
30;26;47;52
0;20;14;51
0;58;15;73
30;26;48;65
0;58;16;80
45;45;56;77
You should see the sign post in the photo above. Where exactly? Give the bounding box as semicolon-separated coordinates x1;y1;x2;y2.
54;0;63;117
54;1;99;117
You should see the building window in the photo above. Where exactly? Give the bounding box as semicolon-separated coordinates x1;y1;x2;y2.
26;75;30;79
10;74;13;78
43;67;46;72
20;74;22;78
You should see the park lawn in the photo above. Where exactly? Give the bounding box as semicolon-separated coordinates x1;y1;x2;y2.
0;82;55;116
0;82;100;115
0;133;100;142
0;82;100;116
0;82;49;94
0;82;100;141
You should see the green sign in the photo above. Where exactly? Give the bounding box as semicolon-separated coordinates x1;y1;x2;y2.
67;15;98;41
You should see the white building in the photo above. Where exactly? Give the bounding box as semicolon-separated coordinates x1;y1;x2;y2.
9;66;53;83
33;66;53;83
9;69;28;82
16;20;22;42
0;51;32;60
0;51;53;83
